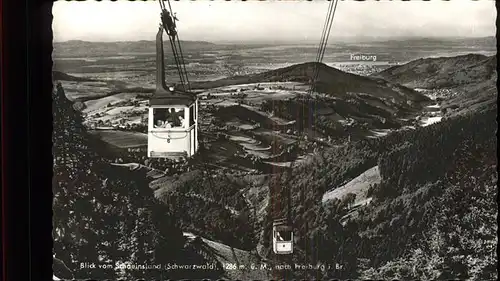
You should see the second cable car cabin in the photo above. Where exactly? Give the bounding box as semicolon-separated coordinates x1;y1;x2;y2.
272;218;293;255
148;24;199;159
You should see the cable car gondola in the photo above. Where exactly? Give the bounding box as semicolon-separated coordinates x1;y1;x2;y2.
272;218;293;255
147;22;199;159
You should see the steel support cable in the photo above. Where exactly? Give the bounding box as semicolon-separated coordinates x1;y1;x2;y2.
319;0;338;64
318;0;336;62
306;1;334;137
159;13;186;88
306;0;332;135
162;15;185;88
309;0;337;95
171;35;190;91
175;36;192;91
309;0;338;138
167;32;182;84
171;41;186;86
309;0;335;94
170;37;185;86
159;0;187;90
302;0;338;149
168;37;187;90
308;0;338;104
316;0;338;74
290;0;339;225
166;0;192;91
166;0;174;13
285;0;338;271
314;0;335;65
301;0;336;166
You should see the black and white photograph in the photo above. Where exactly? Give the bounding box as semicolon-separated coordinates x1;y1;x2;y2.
52;0;497;280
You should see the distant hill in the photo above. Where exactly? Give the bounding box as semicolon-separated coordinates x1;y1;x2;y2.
193;62;429;102
367;36;496;47
372;54;497;117
193;62;430;137
59;39;217;46
372;54;496;89
53;40;219;57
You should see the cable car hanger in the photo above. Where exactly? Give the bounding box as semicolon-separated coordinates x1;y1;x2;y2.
158;0;191;92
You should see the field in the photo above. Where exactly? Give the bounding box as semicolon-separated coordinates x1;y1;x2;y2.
322;165;380;205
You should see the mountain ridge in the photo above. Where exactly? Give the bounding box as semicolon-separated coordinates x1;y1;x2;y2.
372;53;497;89
193;62;429;103
53;40;220;58
56;39;217;45
371;53;497;117
54;36;495;45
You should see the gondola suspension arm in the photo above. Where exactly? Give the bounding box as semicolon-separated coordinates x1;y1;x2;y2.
158;0;191;91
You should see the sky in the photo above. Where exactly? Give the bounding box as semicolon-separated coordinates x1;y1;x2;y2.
52;0;496;43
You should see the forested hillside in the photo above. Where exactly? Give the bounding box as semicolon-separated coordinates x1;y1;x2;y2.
152;169;259;251
263;101;497;280
358;107;497;280
52;47;497;280
373;54;497;118
52;83;223;280
373;54;496;89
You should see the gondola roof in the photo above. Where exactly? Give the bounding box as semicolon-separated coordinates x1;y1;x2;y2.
149;88;197;106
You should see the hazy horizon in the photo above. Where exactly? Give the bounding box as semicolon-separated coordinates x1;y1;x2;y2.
53;35;496;45
53;1;496;43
